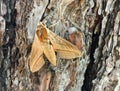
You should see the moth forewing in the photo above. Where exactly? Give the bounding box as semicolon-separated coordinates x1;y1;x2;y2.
43;43;56;66
29;31;45;72
48;30;82;59
55;50;82;59
30;55;45;72
36;23;56;66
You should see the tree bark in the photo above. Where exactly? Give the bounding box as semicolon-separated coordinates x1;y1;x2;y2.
0;0;120;91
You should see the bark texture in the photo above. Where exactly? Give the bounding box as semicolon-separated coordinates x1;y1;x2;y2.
0;0;120;91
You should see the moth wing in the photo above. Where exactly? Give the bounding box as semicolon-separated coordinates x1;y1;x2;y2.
48;30;82;59
43;43;56;66
30;32;45;72
37;23;56;66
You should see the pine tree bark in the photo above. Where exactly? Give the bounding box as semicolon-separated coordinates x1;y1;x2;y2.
0;0;120;91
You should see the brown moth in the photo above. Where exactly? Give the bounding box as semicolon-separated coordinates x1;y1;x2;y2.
29;22;83;72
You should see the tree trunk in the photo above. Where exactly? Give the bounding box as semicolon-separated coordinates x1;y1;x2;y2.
0;0;120;91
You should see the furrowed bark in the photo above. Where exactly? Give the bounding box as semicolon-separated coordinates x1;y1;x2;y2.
0;0;119;91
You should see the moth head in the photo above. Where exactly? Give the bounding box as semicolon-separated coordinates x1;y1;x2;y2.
36;23;48;42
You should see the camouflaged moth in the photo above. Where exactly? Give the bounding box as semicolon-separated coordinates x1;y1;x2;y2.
29;22;82;72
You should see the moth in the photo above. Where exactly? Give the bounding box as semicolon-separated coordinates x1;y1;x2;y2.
29;22;82;72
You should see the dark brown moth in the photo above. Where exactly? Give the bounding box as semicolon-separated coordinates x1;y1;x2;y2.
29;22;83;72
